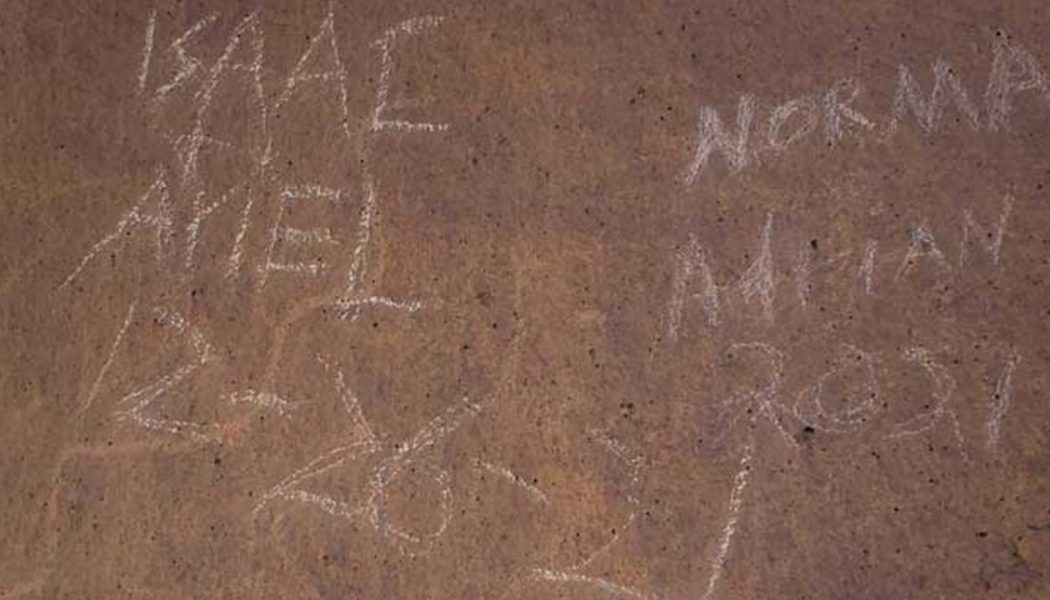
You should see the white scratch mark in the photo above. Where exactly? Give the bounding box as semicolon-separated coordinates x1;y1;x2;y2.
261;185;341;281
573;512;637;571
766;96;819;153
794;247;845;309
59;171;170;290
986;349;1021;453
532;568;656;600
553;429;646;572
280;226;336;245
137;9;157;94
82;300;138;414
823;77;875;145
315;353;377;442
113;308;215;441
667;234;720;340
226;191;255;279
589;428;643;502
859;239;878;295
698;437;753;600
894;223;951;284
986;33;1050;132
684;94;755;184
888;58;980;134
792;344;879;433
960;193;1013;268
225;389;301;417
736;213;775;322
371;16;448;133
185;191;229;269
252;438;382;518
472;458;549;505
888;347;969;460
343;178;377;297
171;13;262;191
725;342;797;449
337;295;424;315
150;14;217;105
272;2;352;140
254;367;487;556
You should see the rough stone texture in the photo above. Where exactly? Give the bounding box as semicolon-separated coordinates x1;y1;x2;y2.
2;1;1050;599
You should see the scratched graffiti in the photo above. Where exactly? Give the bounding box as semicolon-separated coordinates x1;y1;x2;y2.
4;3;1050;600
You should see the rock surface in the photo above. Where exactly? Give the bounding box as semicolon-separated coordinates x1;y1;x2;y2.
2;1;1049;598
